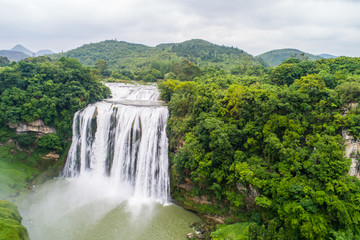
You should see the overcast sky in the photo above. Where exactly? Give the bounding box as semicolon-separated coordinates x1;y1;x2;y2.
0;0;359;56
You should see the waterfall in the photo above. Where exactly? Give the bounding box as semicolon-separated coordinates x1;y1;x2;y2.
63;83;170;203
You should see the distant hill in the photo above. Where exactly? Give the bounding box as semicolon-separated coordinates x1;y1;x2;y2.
257;48;323;67
157;39;258;68
0;56;10;66
36;49;54;56
55;40;170;70
318;53;338;59
11;44;34;57
0;45;55;61
54;39;261;71
0;50;30;61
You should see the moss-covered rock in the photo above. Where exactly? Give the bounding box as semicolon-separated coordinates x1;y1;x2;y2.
211;222;250;240
0;200;30;240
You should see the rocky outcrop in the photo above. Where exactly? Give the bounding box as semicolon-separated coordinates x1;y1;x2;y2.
342;103;359;115
9;120;56;135
42;152;60;161
343;129;360;179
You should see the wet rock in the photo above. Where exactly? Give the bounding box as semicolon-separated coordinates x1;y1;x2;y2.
42;152;60;161
189;221;214;240
187;232;195;239
342;129;360;179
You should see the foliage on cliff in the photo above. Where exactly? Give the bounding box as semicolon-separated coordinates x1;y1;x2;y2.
160;57;360;239
0;56;110;136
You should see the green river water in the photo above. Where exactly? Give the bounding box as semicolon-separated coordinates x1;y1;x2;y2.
17;178;200;240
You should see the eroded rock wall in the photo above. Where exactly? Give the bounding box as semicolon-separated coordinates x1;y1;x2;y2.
343;130;360;179
9;120;56;135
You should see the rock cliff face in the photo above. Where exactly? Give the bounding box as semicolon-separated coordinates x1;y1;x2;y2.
343;130;360;179
9;120;56;135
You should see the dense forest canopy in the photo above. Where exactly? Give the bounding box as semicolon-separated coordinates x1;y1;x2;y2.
0;56;110;137
159;56;360;239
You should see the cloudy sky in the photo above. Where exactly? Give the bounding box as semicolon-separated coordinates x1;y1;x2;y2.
0;0;359;56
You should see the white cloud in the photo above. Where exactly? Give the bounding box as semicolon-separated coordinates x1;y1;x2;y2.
0;0;359;56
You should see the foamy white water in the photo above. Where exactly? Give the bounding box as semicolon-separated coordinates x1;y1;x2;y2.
18;83;200;240
63;83;170;203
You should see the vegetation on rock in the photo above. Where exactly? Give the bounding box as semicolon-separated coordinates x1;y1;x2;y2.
0;56;110;237
0;56;110;137
160;56;360;239
0;200;29;240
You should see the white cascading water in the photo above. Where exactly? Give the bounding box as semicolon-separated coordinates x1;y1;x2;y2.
62;83;170;203
19;83;199;240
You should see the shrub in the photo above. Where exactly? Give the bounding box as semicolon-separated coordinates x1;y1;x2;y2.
16;133;36;148
37;133;63;152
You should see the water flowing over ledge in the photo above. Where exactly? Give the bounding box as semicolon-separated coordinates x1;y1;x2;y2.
63;83;170;204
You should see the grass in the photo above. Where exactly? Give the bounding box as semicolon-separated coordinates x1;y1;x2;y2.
0;127;67;239
0;143;40;199
0;141;65;200
211;222;250;240
0;200;30;240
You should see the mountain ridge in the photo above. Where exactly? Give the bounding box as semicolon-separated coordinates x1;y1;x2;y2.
0;50;30;61
53;39;261;71
0;45;54;61
11;44;34;56
318;53;338;59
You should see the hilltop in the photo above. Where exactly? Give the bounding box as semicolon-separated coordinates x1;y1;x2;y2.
257;48;323;67
54;39;262;71
55;40;162;69
11;44;34;57
157;39;257;68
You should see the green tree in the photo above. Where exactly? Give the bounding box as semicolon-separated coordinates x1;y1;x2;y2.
271;63;303;85
95;59;111;76
37;133;63;152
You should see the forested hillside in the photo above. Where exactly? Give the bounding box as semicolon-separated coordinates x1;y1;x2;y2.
54;39;263;81
158;39;258;69
160;56;360;239
257;48;323;67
